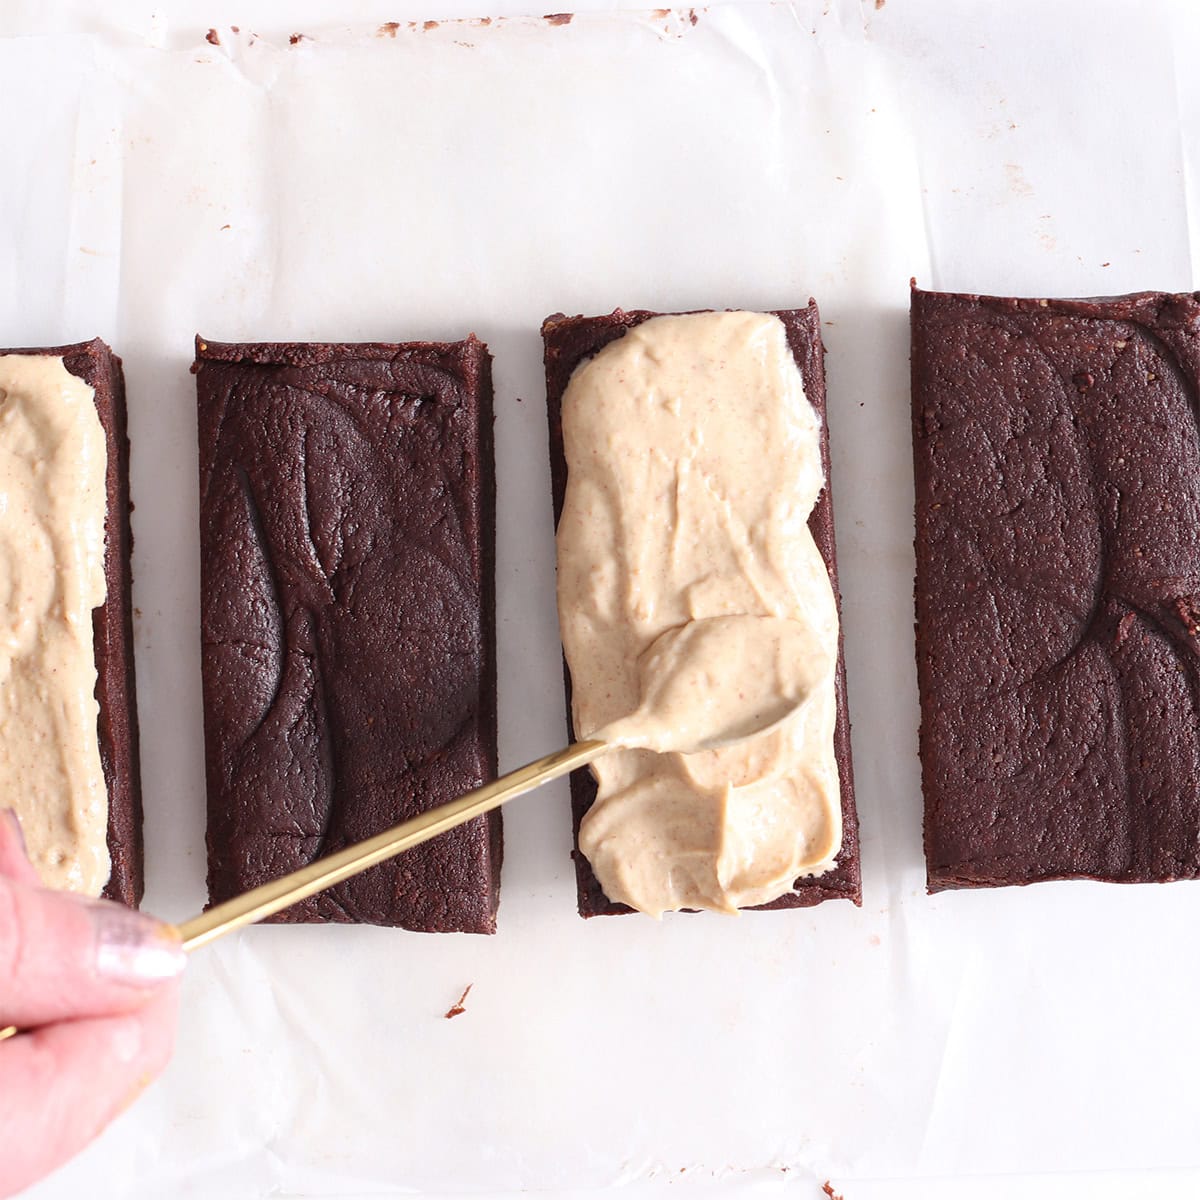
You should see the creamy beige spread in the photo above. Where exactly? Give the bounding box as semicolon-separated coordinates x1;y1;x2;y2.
0;355;110;895
598;615;829;755
556;311;841;916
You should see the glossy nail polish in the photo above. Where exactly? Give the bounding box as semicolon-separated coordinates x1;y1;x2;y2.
90;903;186;987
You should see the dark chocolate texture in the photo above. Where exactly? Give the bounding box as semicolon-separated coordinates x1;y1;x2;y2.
543;305;861;917
196;336;500;931
912;287;1200;890
4;340;142;907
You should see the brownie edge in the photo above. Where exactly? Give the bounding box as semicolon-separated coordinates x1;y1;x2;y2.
3;339;143;906
196;335;500;932
543;305;861;917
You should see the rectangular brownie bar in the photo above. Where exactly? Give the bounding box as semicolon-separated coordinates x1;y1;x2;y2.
543;305;861;917
195;336;500;932
912;286;1200;889
3;340;142;907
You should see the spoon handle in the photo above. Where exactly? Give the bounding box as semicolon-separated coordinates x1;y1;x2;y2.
0;738;608;1043
177;738;607;951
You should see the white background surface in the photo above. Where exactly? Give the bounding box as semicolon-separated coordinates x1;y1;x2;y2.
3;1;1200;1197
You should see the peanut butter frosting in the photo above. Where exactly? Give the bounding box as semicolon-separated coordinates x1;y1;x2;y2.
0;355;110;895
556;311;841;916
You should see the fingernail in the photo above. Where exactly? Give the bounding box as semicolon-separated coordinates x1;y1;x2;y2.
90;903;186;988
1;809;27;857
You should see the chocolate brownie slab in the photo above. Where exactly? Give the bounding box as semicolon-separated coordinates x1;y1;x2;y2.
912;287;1200;890
543;305;861;917
4;340;142;906
196;336;500;931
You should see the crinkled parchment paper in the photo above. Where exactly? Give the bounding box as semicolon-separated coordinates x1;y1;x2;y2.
4;1;1200;1196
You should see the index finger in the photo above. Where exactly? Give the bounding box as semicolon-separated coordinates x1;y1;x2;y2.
0;876;185;1029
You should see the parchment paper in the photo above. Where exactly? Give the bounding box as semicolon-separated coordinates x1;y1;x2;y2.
4;2;1200;1197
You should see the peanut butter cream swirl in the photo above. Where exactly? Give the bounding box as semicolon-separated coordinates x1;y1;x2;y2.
0;355;110;895
556;311;842;916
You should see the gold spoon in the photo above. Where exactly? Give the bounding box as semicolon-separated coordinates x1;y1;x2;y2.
1;613;813;1041
0;738;608;1042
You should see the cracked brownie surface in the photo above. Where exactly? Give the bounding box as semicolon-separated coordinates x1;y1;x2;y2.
195;337;500;931
912;288;1200;889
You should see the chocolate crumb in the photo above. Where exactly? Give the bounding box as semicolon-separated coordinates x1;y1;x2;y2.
1173;596;1200;639
220;223;231;231
875;0;885;7
423;19;439;30
289;33;306;44
545;12;574;24
444;984;473;1019
822;1184;844;1200
688;8;698;23
377;21;400;36
205;28;220;45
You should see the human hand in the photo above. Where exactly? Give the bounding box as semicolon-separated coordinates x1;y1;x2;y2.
0;810;185;1198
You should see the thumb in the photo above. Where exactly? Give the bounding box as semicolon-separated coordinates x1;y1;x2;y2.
0;876;186;1029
